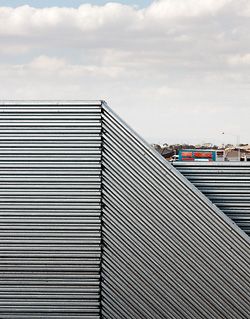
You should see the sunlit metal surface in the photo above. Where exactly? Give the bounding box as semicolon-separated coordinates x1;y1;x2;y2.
0;101;102;318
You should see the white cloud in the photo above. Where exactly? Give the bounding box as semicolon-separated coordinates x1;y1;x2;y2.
30;55;67;70
0;3;137;36
0;0;236;37
0;0;250;143
228;54;250;66
145;0;231;19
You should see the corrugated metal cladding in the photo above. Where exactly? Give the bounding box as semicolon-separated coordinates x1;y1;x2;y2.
173;162;250;236
0;102;102;319
1;101;250;319
101;103;250;319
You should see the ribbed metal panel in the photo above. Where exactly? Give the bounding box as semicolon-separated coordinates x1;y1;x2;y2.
173;161;250;235
101;103;250;319
0;101;102;318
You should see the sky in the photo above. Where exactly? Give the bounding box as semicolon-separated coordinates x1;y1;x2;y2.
0;0;250;145
0;1;152;8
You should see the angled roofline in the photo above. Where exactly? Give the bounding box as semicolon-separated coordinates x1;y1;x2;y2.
1;99;248;243
102;101;250;245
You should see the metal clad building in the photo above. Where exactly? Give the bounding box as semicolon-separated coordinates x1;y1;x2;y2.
173;161;250;235
0;101;250;318
0;102;102;318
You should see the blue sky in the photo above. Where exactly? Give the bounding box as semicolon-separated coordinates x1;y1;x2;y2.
0;0;152;8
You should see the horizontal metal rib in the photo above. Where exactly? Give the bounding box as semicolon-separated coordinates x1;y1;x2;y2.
0;102;101;318
173;162;250;235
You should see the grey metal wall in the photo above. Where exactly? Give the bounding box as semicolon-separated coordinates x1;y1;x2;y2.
0;102;102;318
173;162;250;235
101;103;250;319
1;101;250;319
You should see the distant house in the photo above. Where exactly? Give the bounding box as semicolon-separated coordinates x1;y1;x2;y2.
225;146;250;161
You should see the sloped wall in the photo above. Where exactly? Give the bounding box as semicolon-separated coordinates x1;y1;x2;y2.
101;103;250;319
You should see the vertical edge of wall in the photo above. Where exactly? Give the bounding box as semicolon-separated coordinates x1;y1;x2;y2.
101;101;250;319
100;101;105;319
